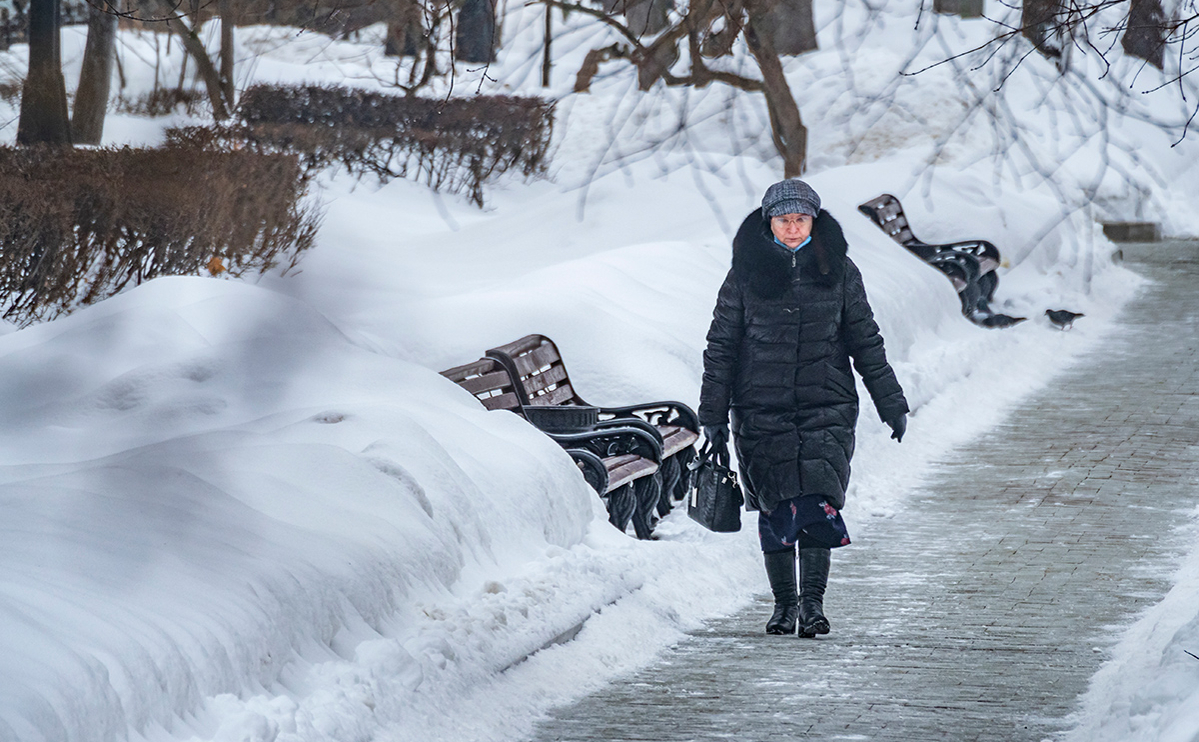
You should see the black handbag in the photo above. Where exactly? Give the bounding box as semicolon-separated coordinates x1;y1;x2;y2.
687;441;744;532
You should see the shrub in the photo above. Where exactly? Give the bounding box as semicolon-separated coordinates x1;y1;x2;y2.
167;85;555;205
0;144;319;325
0;82;21;105
115;87;208;117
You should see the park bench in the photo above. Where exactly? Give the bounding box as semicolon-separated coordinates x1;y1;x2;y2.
484;334;700;515
858;194;1018;326
439;356;664;539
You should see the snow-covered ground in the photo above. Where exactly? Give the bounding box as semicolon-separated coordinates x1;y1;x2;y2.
1;1;1197;740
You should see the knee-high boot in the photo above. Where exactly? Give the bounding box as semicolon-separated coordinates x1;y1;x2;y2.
763;548;799;635
798;547;831;637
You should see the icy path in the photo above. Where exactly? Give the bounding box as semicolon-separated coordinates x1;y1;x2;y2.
525;242;1199;742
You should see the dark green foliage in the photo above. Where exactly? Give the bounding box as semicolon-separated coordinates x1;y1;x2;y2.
168;84;555;205
0;144;319;325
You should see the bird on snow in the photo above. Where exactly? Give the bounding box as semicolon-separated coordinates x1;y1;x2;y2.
980;313;1027;329
1045;309;1084;329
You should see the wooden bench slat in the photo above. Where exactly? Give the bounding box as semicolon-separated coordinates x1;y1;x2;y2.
480;391;522;411
531;383;576;406
511;342;562;378
606;457;659;491
660;425;700;457
441;359;523;412
490;334;547;358
457;368;516;396
522;364;569;397
603;454;642;467
439;358;494;383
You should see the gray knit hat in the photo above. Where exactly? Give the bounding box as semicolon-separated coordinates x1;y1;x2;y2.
762;179;821;219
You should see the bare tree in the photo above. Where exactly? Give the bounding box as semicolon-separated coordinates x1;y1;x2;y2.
916;0;1199;134
456;0;498;63
72;0;121;144
1022;0;1068;59
17;0;71;144
385;0;424;56
1122;0;1166;68
946;0;1194;76
150;0;231;118
764;0;817;56
219;0;234;104
604;0;672;36
567;0;812;176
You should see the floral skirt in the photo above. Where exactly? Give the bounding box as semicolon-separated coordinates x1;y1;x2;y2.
758;494;851;552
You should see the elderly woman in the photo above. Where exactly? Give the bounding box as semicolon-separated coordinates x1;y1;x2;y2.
699;179;908;637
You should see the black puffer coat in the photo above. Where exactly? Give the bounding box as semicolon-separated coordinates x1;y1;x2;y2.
699;208;908;512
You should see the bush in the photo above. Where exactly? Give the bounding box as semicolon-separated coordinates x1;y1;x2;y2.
0;82;21;105
167;85;555;205
115;87;208;117
0;144;319;325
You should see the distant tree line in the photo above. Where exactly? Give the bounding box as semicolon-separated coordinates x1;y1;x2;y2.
12;0;1191;159
0;0;90;50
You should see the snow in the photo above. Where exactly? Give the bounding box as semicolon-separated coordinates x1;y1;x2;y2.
0;1;1196;740
1062;510;1199;742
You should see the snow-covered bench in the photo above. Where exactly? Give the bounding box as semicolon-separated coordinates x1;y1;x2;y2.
440;356;664;538
858;194;1013;325
484;334;700;515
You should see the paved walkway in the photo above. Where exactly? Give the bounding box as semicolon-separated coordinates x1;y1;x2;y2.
527;241;1199;742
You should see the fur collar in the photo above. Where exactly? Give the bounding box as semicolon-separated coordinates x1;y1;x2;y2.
731;208;848;298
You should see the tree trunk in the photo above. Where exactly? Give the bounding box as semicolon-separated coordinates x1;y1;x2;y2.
17;0;71;145
765;0;817;56
542;0;551;86
384;0;422;58
455;0;496;63
384;20;421;56
219;0;234;105
604;0;672;36
957;0;984;19
745;10;806;176
0;8;13;52
71;0;119;144
152;0;229;119
1122;0;1166;69
1022;0;1064;58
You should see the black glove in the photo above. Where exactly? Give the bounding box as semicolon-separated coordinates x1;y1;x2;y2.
703;424;729;453
886;413;907;443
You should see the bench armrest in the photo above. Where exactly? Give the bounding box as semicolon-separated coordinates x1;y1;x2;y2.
594;417;664;444
565;448;610;494
598;401;699;433
935;238;1000;259
546;426;663;462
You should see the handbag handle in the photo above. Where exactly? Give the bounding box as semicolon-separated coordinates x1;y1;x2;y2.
689;438;731;471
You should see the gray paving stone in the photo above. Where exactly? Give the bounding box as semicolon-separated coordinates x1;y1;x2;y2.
526;241;1199;742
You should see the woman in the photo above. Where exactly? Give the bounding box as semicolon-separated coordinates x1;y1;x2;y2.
699;179;908;637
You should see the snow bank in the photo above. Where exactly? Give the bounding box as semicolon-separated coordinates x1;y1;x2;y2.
0;277;601;740
1062;510;1199;742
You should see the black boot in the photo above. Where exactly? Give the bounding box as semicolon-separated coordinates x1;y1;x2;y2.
798;547;831;638
763;549;799;635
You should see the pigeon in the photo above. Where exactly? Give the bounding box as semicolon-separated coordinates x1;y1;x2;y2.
980;313;1028;329
1045;309;1084;329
